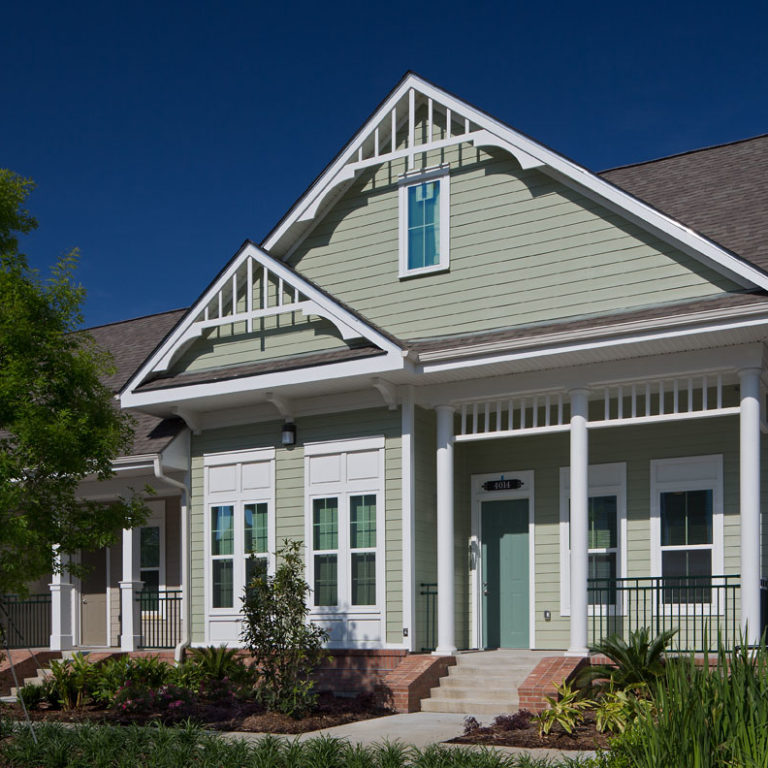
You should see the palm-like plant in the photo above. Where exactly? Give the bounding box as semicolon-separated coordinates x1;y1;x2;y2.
573;627;677;693
188;645;251;683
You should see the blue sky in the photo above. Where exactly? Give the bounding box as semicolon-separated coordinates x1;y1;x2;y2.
3;0;767;328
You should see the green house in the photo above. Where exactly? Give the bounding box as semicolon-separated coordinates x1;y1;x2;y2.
23;74;768;665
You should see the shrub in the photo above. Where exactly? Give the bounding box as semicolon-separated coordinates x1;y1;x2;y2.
92;655;173;706
187;645;253;685
48;653;97;709
573;627;676;693
17;682;45;710
111;682;194;716
533;681;593;737
493;710;533;731
240;539;329;717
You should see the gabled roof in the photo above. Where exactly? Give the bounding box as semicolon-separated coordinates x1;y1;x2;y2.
261;72;768;293
120;240;404;401
600;134;768;273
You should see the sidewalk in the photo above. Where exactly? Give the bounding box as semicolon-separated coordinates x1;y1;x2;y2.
225;712;596;760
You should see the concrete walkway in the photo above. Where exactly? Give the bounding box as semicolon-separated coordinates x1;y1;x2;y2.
225;712;596;761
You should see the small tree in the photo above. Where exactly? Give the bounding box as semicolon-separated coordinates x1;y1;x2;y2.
240;539;328;716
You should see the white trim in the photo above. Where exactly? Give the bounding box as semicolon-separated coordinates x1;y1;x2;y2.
304;440;387;648
559;463;627;617
470;470;535;650
121;241;403;395
398;167;450;279
204;447;276;466
304;435;386;456
650;455;724;612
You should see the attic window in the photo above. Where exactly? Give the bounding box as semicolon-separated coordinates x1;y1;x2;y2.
398;167;450;278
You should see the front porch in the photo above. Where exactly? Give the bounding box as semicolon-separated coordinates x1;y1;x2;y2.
424;353;768;656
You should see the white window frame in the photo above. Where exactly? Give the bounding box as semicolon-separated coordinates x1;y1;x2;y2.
650;455;724;615
559;463;627;617
304;436;386;618
204;448;276;617
398;166;450;278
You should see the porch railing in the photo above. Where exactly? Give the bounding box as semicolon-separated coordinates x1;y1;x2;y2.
136;590;182;649
0;594;52;649
420;582;437;652
588;575;740;652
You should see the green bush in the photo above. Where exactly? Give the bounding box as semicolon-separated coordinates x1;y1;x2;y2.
48;653;97;709
91;655;173;706
186;645;253;685
604;641;768;768
240;539;329;717
532;681;593;736
17;682;45;710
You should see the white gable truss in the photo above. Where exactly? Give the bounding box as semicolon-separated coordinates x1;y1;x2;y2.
263;72;768;292
121;241;404;401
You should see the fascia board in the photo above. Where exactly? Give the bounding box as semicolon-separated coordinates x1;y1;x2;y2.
122;242;401;397
264;72;768;292
120;350;407;410
418;313;768;376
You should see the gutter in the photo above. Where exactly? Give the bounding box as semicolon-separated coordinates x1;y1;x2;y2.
152;456;191;664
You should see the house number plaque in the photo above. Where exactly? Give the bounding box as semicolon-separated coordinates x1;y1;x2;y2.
481;478;523;491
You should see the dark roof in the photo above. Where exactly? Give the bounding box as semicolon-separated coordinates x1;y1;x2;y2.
137;345;385;392
86;309;188;458
409;292;768;355
600;134;768;274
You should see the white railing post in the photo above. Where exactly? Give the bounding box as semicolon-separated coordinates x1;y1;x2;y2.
434;405;456;655
739;367;762;646
120;527;143;651
568;388;590;656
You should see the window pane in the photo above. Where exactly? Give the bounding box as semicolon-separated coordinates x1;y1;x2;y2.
244;503;268;554
589;496;617;549
211;506;234;556
588;553;616;606
662;550;712;604
661;490;712;546
140;526;160;568
423;223;439;267
314;554;337;606
245;555;268;588
313;498;338;550
350;495;376;549
140;570;160;611
408;227;425;270
212;559;233;608
351;552;376;605
423;182;439;225
408;184;425;227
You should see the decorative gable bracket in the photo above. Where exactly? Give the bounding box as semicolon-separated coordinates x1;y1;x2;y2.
132;242;400;383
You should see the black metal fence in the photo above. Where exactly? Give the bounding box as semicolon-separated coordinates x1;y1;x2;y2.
0;594;52;649
588;574;740;652
420;582;437;652
137;590;182;649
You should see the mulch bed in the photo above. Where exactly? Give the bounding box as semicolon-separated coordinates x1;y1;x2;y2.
0;692;393;734
449;710;609;751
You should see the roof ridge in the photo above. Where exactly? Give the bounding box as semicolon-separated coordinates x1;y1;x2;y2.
599;132;768;174
85;307;188;332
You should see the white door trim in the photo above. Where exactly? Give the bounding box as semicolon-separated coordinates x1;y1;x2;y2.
470;470;535;650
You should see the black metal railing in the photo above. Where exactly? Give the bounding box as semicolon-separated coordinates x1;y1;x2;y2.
588;575;740;652
420;582;437;652
136;590;182;649
0;594;52;649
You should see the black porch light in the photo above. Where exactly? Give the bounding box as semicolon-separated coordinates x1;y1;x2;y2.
281;421;297;447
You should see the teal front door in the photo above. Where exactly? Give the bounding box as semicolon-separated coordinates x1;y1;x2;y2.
481;498;530;649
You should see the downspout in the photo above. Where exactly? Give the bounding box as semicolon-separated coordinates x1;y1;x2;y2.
153;455;191;663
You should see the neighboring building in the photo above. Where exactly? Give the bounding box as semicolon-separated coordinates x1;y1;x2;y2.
16;73;768;660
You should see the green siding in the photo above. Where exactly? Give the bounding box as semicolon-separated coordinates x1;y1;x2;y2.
289;145;738;341
456;417;742;650
172;316;350;376
189;408;402;645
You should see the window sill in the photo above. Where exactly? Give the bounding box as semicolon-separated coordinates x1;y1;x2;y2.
398;264;450;280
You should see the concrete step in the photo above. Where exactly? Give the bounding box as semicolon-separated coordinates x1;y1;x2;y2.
445;667;529;683
421;698;520;715
430;684;519;700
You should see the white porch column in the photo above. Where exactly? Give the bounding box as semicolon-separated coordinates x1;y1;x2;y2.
119;527;143;651
739;367;762;646
434;405;456;655
568;388;590;656
49;552;74;651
